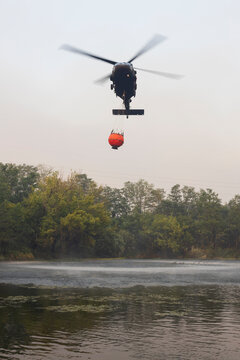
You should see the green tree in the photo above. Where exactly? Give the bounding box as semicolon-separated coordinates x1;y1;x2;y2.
224;195;240;249
123;180;164;214
0;163;39;203
23;172;110;257
102;186;130;218
147;214;184;255
61;210;99;256
157;184;186;217
194;189;224;249
0;201;27;256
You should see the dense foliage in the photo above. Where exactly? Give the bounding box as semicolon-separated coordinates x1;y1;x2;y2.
1;162;240;260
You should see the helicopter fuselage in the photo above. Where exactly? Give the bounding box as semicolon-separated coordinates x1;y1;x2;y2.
110;62;137;110
61;35;181;114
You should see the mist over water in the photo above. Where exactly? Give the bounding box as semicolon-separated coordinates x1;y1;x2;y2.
1;259;240;359
1;259;240;287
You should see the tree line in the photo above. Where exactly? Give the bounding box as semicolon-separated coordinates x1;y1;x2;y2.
1;162;240;260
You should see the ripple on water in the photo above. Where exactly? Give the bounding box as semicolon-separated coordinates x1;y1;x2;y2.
1;260;240;359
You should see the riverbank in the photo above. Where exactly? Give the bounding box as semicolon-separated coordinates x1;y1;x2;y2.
1;247;240;261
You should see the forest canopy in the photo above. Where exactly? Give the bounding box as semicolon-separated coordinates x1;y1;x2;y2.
1;162;240;260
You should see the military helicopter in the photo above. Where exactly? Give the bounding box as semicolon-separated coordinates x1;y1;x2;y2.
61;34;182;116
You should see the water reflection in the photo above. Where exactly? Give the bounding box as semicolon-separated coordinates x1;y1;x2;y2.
1;260;240;359
1;283;240;359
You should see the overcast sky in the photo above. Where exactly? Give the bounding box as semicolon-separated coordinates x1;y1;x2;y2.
0;0;240;201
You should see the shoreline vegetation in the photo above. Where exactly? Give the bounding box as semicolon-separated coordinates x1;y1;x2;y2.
1;162;240;262
2;249;240;261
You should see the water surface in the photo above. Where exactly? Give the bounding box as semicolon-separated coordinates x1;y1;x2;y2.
1;259;240;359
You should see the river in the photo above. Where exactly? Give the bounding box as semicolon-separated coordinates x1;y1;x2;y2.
0;259;240;359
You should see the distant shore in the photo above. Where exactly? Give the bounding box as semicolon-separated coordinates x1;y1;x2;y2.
1;248;240;262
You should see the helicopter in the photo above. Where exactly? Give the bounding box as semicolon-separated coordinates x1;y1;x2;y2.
60;34;182;116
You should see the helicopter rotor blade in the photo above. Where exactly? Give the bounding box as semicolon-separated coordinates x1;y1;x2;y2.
134;67;184;79
94;73;111;85
60;44;117;65
128;34;167;63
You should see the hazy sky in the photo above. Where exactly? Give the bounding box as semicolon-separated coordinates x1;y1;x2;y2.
0;0;240;201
